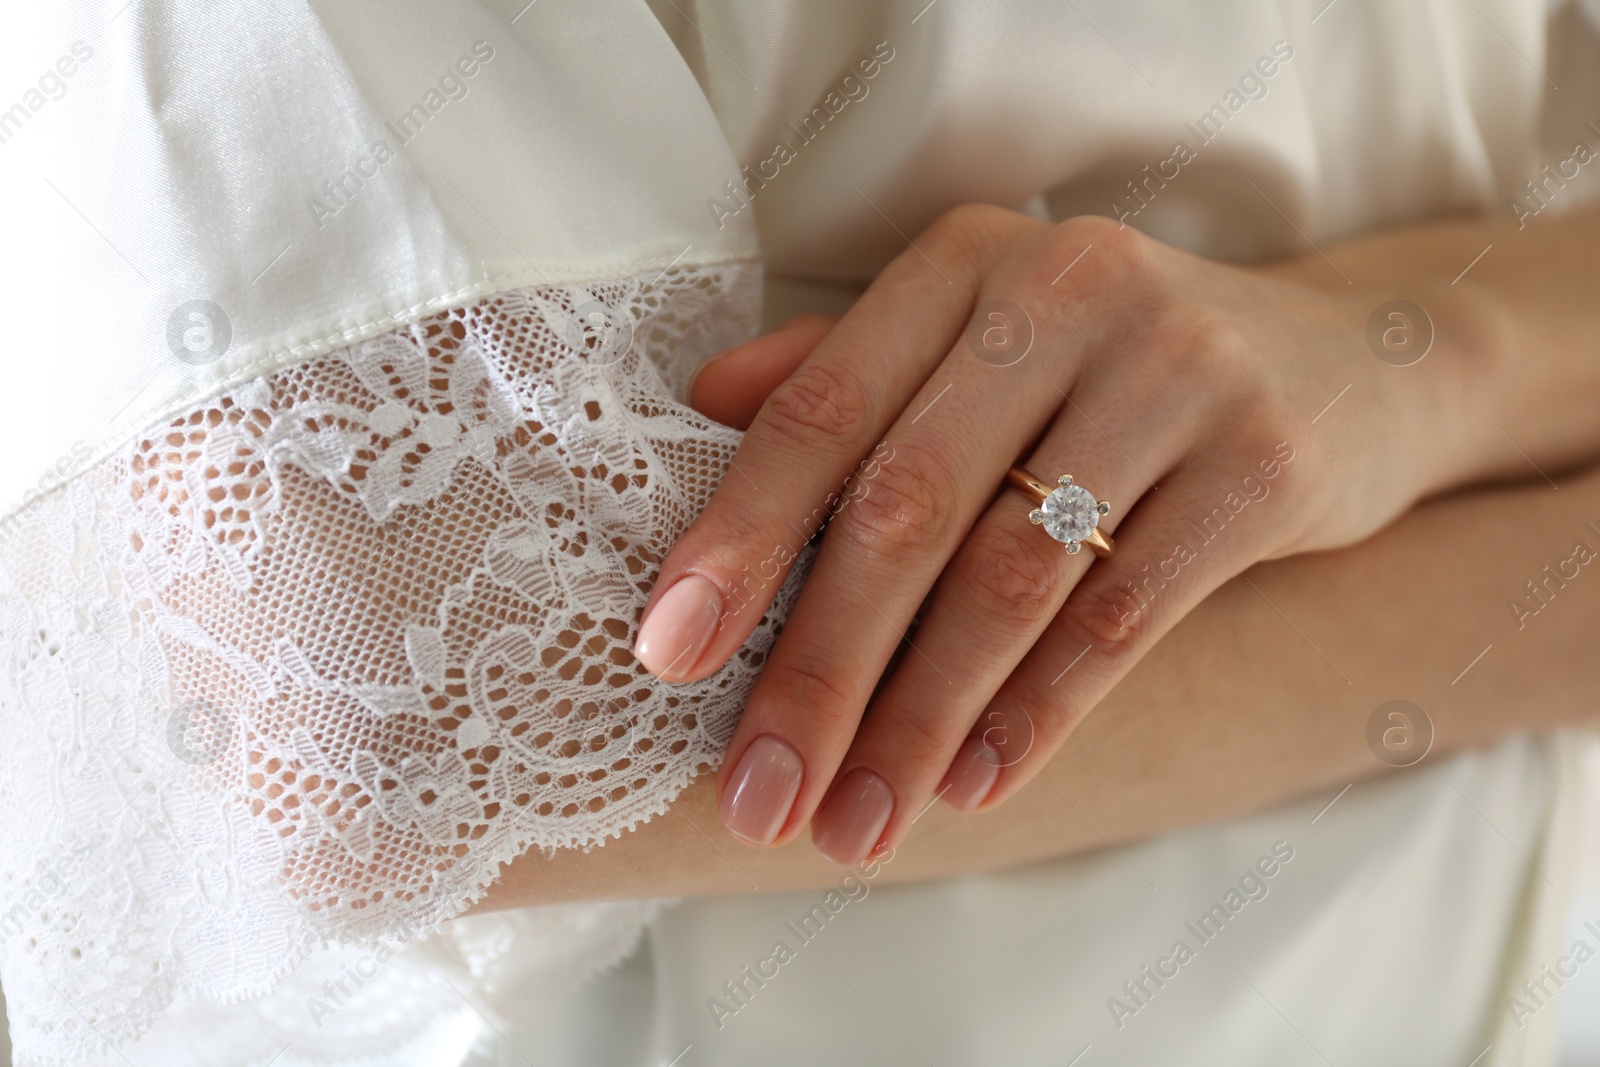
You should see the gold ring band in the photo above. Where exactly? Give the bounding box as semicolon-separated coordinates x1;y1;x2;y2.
1007;467;1114;557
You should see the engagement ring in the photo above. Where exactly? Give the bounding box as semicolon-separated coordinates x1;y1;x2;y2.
1007;468;1114;557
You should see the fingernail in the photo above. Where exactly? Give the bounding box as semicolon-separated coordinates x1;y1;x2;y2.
811;768;895;866
635;575;723;680
940;735;1001;813
719;735;805;845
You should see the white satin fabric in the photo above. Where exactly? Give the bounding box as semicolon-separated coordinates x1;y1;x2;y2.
6;0;1598;519
0;0;755;520
2;0;1599;1065
497;732;1600;1067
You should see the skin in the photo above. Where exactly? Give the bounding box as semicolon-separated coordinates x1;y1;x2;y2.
629;202;1600;867
475;452;1600;910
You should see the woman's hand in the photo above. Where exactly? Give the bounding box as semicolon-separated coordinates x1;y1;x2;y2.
635;204;1500;865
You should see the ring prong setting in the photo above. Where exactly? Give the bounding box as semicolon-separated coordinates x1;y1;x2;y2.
1008;466;1115;558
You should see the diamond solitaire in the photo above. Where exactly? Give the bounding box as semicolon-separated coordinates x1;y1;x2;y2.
1009;470;1114;557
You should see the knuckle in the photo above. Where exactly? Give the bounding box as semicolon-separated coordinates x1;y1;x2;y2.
953;521;1064;630
1027;216;1168;334
679;506;772;589
761;360;874;450
1186;304;1251;361
834;442;954;556
1147;303;1246;378
1065;574;1155;648
928;202;1020;241
919;203;1031;274
1054;212;1127;250
880;702;958;769
765;654;860;733
1015;691;1080;748
1236;381;1299;436
979;693;1069;767
1061;214;1161;285
1226;389;1303;485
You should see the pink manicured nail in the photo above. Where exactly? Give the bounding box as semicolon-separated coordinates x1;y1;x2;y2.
635;575;723;680
940;735;1001;813
719;735;804;845
811;768;895;865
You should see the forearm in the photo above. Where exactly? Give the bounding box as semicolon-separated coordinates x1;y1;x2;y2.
474;460;1600;910
1264;202;1600;490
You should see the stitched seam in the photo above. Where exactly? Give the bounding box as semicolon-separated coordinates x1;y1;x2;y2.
2;251;760;525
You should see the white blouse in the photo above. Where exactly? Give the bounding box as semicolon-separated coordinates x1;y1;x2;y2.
0;1;1597;1064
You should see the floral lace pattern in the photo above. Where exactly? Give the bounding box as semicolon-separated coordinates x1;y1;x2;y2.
0;262;798;1066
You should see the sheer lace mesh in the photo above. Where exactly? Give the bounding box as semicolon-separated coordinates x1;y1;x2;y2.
0;262;798;1066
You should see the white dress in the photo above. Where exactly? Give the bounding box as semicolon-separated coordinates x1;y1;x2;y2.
0;1;1597;1064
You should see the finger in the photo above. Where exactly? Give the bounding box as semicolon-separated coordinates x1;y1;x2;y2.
689;315;837;430
960;446;1300;810
635;205;1036;685
805;393;1184;863
713;326;1062;849
716;216;1162;853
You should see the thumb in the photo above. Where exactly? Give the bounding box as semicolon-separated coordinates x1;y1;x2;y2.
689;314;837;430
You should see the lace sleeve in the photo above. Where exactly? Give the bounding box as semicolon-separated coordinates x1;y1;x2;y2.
0;262;801;1065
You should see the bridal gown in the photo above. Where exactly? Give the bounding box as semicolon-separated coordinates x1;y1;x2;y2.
1;1;1598;1064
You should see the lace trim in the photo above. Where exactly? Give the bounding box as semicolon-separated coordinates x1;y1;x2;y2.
0;262;796;1066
